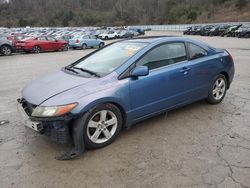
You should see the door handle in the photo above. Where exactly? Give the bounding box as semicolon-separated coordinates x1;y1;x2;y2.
180;67;191;74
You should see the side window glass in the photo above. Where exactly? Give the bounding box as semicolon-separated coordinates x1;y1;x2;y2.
47;37;55;41
37;37;46;41
89;35;96;39
136;43;187;70
188;43;207;60
82;35;89;39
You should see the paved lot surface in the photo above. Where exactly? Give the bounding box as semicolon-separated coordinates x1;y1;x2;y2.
0;31;250;188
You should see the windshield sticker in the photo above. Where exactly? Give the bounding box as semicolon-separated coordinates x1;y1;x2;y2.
125;45;141;56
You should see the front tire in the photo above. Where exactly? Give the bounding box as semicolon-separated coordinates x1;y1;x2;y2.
32;45;41;53
207;74;227;104
0;45;12;56
63;44;69;51
73;103;122;150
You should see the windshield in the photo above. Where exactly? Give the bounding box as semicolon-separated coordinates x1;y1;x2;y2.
73;42;148;76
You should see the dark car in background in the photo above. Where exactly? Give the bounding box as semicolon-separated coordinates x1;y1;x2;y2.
183;23;250;38
209;25;230;36
236;25;250;38
200;25;214;36
184;26;202;35
183;27;192;35
221;24;242;37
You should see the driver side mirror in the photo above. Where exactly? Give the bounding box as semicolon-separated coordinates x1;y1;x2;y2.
130;66;149;78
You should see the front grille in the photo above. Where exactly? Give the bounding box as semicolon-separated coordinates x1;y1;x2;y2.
21;99;37;116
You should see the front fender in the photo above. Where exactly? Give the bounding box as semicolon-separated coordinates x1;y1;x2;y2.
76;81;130;114
40;73;131;123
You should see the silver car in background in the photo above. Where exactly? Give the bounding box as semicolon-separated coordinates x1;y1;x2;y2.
0;37;15;56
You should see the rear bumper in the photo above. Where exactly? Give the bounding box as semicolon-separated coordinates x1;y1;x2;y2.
69;43;82;48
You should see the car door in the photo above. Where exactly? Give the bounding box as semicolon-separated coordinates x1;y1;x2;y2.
129;42;195;120
81;35;90;46
89;35;99;46
109;31;114;38
184;42;215;100
46;37;58;50
36;37;49;51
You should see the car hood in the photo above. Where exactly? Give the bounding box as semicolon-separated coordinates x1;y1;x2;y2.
22;70;96;105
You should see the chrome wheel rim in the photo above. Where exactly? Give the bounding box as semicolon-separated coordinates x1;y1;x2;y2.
87;110;118;144
213;78;226;100
2;46;11;55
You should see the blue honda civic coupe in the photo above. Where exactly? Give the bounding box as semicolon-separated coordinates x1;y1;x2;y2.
18;36;235;159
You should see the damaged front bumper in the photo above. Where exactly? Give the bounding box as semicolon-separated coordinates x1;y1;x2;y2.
17;98;73;144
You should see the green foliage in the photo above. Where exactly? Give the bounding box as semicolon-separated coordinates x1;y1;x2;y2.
188;11;198;21
0;0;248;27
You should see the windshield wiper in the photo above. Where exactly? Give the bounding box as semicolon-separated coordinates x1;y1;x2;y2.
73;67;101;78
65;66;79;74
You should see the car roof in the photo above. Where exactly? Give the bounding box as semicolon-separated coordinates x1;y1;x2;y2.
125;36;181;43
122;36;214;51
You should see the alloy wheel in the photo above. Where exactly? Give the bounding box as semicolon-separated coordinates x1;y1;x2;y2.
1;46;11;55
87;110;118;144
212;78;226;101
33;46;41;53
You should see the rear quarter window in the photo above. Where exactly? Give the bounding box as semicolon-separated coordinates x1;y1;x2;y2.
188;43;208;60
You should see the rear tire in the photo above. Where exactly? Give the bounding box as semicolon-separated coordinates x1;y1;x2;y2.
81;44;87;50
73;103;122;150
98;42;104;49
207;74;227;104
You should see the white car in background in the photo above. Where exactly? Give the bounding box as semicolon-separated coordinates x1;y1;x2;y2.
98;31;118;40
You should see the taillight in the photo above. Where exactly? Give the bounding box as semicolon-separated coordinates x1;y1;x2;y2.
76;39;80;43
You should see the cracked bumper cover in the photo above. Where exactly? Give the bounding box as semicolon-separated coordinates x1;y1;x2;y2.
33;117;72;144
18;98;80;144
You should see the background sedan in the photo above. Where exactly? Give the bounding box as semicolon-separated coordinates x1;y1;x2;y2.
69;35;104;49
15;36;68;53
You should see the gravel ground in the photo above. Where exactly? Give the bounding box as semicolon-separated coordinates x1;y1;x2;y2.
0;31;250;188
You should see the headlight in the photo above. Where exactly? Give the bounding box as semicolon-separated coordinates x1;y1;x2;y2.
31;103;78;117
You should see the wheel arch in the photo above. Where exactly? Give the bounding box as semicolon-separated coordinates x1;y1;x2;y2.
33;45;42;50
79;99;128;128
219;71;230;89
108;101;127;128
1;44;14;52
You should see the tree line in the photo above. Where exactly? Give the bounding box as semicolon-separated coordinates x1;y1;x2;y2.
0;0;248;27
